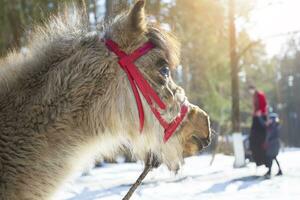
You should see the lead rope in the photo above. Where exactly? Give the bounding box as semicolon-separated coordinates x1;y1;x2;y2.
122;153;159;200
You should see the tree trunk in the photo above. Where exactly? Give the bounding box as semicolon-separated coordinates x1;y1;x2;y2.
146;0;161;21
229;0;240;133
77;0;90;24
7;0;22;48
92;0;98;24
105;0;129;20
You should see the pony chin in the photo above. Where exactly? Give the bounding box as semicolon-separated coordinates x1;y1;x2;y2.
130;130;184;172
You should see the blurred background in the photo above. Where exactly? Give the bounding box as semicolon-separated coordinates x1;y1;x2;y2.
1;0;299;147
0;0;300;199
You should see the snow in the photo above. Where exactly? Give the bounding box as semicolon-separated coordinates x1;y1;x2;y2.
58;149;300;200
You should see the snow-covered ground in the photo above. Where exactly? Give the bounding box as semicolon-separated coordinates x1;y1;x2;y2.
58;149;300;200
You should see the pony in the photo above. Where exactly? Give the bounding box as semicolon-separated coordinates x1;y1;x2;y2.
0;1;211;199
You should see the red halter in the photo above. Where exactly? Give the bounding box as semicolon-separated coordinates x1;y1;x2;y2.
104;39;188;142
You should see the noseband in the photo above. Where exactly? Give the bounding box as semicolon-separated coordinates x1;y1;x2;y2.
104;39;188;142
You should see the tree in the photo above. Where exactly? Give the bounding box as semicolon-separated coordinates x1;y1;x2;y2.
229;0;240;133
0;0;66;55
275;38;300;146
105;0;129;19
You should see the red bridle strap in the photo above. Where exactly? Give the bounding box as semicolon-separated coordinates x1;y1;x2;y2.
104;39;188;142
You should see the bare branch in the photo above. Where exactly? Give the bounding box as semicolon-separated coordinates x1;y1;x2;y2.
122;153;159;200
237;40;261;64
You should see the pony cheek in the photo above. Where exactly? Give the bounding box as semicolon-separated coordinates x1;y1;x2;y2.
161;86;175;105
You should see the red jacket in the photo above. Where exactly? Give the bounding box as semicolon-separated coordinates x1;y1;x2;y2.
253;90;268;116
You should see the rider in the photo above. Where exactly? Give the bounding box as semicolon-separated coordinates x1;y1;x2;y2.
248;85;268;167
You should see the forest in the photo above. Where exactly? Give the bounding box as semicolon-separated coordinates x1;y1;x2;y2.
0;0;299;147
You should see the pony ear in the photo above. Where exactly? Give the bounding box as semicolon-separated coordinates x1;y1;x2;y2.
128;0;147;32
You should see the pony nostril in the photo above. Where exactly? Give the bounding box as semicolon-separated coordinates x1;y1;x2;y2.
191;135;203;149
201;138;210;147
192;135;210;148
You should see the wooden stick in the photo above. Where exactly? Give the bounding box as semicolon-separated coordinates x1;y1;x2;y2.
122;153;157;200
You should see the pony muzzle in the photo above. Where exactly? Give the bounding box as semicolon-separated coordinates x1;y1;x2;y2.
181;104;211;156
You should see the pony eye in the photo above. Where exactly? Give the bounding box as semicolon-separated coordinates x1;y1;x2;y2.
159;66;170;77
